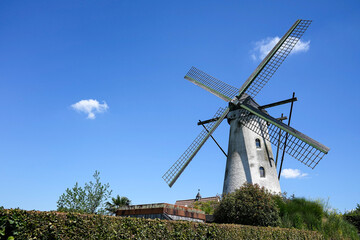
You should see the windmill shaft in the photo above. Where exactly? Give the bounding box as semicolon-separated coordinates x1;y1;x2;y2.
198;115;286;126
259;97;298;109
278;93;296;179
197;117;221;126
275;113;284;167
199;121;228;158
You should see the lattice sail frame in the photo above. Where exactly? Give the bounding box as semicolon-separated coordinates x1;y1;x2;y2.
238;20;312;99
162;107;229;187
237;106;327;169
185;67;239;102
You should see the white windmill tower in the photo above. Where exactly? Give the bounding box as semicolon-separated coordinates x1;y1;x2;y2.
162;19;330;194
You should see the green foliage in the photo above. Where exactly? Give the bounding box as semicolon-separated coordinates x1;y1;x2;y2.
193;200;219;215
213;183;280;227
274;196;359;240
322;210;359;240
344;204;360;233
276;197;323;230
212;186;358;239
105;195;131;215
57;170;112;214
0;208;323;239
0;211;20;239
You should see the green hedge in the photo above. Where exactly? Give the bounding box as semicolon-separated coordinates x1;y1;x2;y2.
0;208;323;239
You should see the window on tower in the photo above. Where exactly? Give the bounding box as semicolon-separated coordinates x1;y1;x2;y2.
260;167;265;178
255;138;261;148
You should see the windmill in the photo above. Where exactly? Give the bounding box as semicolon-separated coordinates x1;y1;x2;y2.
162;19;330;194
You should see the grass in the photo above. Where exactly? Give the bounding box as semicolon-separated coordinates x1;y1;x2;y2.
274;196;359;240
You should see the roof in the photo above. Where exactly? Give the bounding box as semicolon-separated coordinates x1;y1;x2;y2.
175;196;220;207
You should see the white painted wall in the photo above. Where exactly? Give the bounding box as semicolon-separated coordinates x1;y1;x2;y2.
223;117;281;194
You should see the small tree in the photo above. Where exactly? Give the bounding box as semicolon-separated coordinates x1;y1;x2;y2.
57;170;112;214
105;195;131;215
214;183;280;227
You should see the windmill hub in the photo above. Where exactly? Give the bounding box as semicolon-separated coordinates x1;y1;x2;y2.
228;94;265;114
162;19;329;194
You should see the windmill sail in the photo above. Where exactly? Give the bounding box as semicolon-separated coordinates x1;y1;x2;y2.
162;107;229;187
162;19;328;189
238;103;329;168
237;19;312;99
184;67;239;102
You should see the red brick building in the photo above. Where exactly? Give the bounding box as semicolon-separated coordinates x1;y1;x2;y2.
116;203;206;222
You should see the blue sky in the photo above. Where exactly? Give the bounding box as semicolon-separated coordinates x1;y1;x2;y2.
1;0;359;213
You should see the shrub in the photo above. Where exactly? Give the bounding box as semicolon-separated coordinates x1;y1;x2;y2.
193;200;219;215
322;211;359;240
344;214;360;233
344;204;360;233
277;197;323;230
0;208;323;239
214;183;280;227
57;170;112;214
274;196;359;240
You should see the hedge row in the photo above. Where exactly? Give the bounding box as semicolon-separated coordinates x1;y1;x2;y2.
0;208;323;239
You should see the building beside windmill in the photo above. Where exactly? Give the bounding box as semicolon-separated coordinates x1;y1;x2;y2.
116;203;206;222
115;190;219;223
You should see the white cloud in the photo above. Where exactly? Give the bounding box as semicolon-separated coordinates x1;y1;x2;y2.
71;99;109;119
292;38;310;54
281;168;308;179
251;36;310;61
